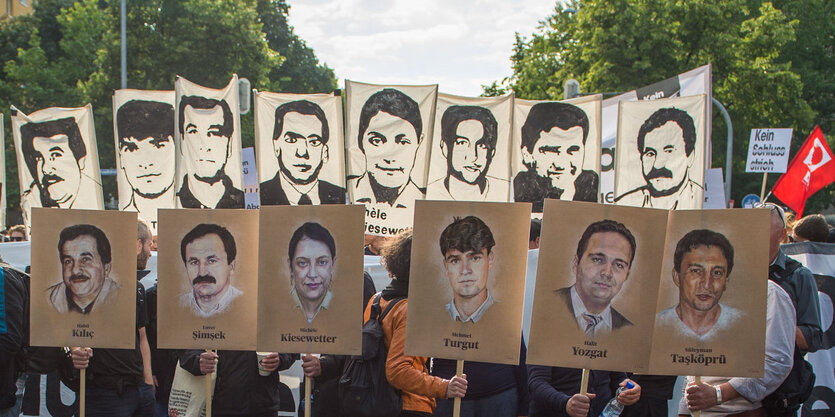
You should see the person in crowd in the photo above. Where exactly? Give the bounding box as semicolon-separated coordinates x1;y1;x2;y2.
529;218;542;250
620;374;678;417
70;249;155;416
680;280;796;416
6;225;26;242
0;259;30;417
528;366;640;417
791;213;831;242
364;234;388;256
371;230;468;416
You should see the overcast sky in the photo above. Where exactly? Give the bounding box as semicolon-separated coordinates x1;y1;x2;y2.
287;0;557;97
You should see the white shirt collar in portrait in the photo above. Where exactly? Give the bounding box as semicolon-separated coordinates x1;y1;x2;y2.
570;285;613;335
291;287;333;323
446;290;493;323
278;171;321;205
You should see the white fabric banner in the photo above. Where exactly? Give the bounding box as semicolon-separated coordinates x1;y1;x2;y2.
783;242;835;416
112;89;176;233
614;94;707;209
425;92;513;202
174;75;244;209
512;95;602;212
600;65;712;204
10;104;104;229
345;80;438;236
254;91;346;206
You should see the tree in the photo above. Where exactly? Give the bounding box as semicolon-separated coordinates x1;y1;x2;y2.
0;0;335;216
490;0;833;212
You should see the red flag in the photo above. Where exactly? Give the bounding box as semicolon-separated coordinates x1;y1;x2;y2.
772;126;835;216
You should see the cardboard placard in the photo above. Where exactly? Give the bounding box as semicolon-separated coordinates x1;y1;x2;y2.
648;208;769;377
527;200;667;372
405;201;531;364
29;208;136;348
157;209;258;350
256;205;365;354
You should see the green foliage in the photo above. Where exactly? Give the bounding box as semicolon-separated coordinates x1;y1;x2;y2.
491;0;833;212
0;0;336;218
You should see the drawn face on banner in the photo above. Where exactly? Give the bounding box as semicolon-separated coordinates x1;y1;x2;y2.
117;100;176;199
180;224;238;317
441;106;497;185
671;230;734;335
179;97;234;183
358;89;423;191
637;109;696;197
439;216;496;322
571;220;635;317
519;102;590;199
273;101;329;185
55;224;113;313
287;222;336;322
20;118;87;208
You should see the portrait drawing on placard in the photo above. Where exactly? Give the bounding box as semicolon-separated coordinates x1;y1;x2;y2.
116;99;176;221
177;96;244;208
260;100;345;205
349;88;426;208
178;223;243;318
47;224;120;314
655;229;741;340
440;216;496;323
287;222;337;323
514;102;598;212
556;219;636;337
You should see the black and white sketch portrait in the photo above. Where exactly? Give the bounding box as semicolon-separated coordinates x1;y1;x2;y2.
555;220;636;337
513;102;599;212
615;95;706;210
426;93;512;202
287;222;336;323
656;229;740;340
179;223;242;318
258;98;345;205
114;92;176;231
13;105;104;218
47;224;119;314
175;76;244;209
350;88;425;207
440;216;496;323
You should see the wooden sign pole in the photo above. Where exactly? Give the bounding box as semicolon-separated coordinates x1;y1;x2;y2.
205;349;213;417
579;368;590;395
452;360;464;417
759;173;768;200
692;376;701;417
79;368;86;417
304;375;312;417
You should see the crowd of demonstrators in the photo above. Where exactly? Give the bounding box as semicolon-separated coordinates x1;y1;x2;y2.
529;219;542;250
373;230;468;417
791;213;832;243
0;257;29;417
680;280;796;417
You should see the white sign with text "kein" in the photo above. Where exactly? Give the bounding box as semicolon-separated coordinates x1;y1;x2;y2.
745;128;792;173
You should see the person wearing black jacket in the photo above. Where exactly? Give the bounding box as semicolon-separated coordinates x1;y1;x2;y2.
528;367;640;417
0;264;29;416
179;350;296;417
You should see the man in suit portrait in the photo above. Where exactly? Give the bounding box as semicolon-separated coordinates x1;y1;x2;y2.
260;100;345;206
556;219;636;337
514;102;599;212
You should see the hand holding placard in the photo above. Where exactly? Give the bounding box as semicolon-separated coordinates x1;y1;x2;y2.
71;347;92;417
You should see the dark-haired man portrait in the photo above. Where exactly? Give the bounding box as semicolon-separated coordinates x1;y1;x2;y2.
615;107;703;209
179;224;242;318
656;229;740;339
20;117;97;208
514;102;599;212
287;222;336;323
177;96;244;209
440;216;496;323
428;106;508;201
260;100;345;206
117;100;176;221
47;224;120;314
556;220;635;337
350;88;425;208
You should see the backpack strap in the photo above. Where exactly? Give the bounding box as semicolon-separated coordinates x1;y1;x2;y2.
783;257;804;276
378;296;405;322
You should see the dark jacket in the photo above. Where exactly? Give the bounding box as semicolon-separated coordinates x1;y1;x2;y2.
181;350;296;416
259;174;346;206
555;287;633;331
0;266;29;409
177;174;244;209
513;169;599;212
529;366;626;417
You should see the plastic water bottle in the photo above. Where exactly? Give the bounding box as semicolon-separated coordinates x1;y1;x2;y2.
600;381;635;417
